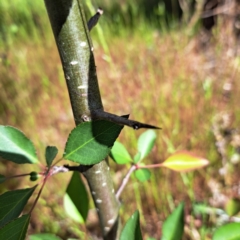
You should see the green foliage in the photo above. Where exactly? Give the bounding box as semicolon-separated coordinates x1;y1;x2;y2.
120;210;143;240
0;214;30;240
64;121;123;165
135;129;157;163
225;198;240;217
134;168;151;182
110;141;133;164
45;146;58;167
0;121;123;238
0;125;38;164
0;187;36;228
110;130;156;166
0;174;5;183
213;223;240;240
161;202;184;240
29;233;62;240
64;172;88;223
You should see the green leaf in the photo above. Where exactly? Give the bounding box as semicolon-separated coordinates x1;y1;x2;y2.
64;172;88;223
110;141;132;164
0;125;38;164
120;210;143;240
0;174;6;184
213;223;240;240
29;233;62;240
135;169;151;182
0;186;36;228
64;121;123;165
133;152;141;164
225;198;240;216
45;146;58;167
135;130;156;163
161;202;184;240
0;214;30;240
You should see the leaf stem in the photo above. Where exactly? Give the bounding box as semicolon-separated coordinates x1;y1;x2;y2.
29;172;50;214
137;163;164;169
4;173;32;180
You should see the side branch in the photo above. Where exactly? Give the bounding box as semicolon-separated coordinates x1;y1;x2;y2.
92;110;160;130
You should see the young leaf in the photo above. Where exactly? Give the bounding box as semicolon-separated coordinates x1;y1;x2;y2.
0;174;5;184
45;146;58;167
161;202;184;240
0;186;36;228
64;172;88;223
135;169;151;182
0;214;30;240
110;141;133;164
213;222;240;240
120;210;143;240
0;125;38;164
64;120;123;165
162;151;209;172
29;233;62;240
135;130;157;163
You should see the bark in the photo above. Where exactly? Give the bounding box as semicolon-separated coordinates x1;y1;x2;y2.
44;0;120;238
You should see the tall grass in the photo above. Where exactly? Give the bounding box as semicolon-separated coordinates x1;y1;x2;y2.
1;0;240;239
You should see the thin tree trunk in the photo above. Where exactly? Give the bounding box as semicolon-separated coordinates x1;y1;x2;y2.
44;0;120;239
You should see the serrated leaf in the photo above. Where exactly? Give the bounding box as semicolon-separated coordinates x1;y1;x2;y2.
136;130;156;163
161;202;184;240
135;169;151;182
0;174;5;184
29;233;62;240
0;214;30;240
64;121;123;165
120;210;143;240
64;172;88;223
213;222;240;240
225;198;240;216
0;186;36;228
45;146;58;167
110;141;132;164
0;125;38;164
162;151;209;172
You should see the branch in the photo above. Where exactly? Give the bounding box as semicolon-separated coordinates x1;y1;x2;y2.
92;110;161;130
44;1;119;239
116;165;136;200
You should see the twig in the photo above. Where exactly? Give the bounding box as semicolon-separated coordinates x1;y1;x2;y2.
116;165;136;200
4;173;31;180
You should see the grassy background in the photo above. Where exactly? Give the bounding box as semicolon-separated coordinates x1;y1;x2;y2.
1;0;240;239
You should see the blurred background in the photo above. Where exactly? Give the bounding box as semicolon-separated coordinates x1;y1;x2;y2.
1;0;240;239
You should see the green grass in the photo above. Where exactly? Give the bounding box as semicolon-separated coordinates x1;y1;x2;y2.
1;1;240;239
